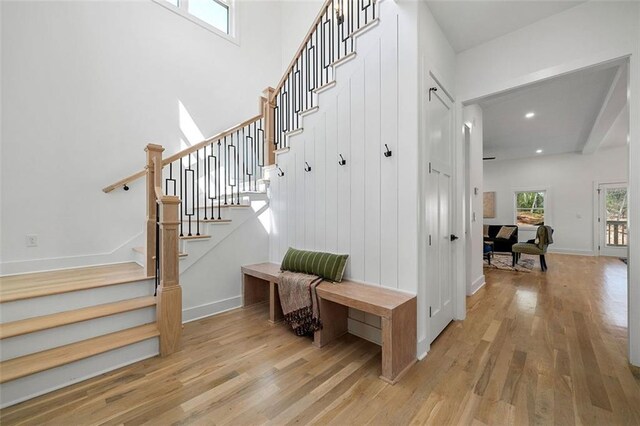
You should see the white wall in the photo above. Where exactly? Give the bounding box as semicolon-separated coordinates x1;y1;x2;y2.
464;105;484;295
455;0;640;365
268;0;421;346
279;0;323;74
484;146;629;255
181;211;269;322
0;0;283;274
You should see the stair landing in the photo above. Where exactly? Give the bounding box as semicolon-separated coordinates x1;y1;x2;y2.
0;263;152;303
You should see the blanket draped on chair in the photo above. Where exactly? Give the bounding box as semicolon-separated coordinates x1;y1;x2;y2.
278;271;323;336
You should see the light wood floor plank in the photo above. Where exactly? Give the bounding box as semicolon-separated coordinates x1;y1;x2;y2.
1;254;639;425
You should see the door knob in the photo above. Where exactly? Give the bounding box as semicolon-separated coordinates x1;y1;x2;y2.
450;234;459;241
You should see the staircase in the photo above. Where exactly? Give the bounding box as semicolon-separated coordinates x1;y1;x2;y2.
0;0;383;409
0;264;158;407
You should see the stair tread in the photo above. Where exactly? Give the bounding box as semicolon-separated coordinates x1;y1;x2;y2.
0;323;159;383
0;296;156;340
0;263;153;303
192;204;251;209
182;219;232;223
180;235;211;240
133;247;188;258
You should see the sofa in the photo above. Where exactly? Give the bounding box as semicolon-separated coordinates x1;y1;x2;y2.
483;225;519;254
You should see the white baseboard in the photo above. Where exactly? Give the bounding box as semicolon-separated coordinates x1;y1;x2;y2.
548;248;595;256
182;296;242;323
0;232;144;276
417;338;429;360
468;275;486;296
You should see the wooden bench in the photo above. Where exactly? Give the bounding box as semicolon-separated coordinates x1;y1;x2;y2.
241;262;417;384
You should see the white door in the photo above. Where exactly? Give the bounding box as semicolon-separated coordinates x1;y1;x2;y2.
426;77;455;342
599;183;628;258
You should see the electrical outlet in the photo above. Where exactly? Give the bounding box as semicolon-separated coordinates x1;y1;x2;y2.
26;234;38;247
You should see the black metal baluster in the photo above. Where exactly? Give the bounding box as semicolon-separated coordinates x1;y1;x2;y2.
299;60;303;117
196;150;200;235
254;121;259;190
155;200;160;296
205;143;210;219
350;0;354;53
165;163;177;196
185;153;194;236
179;158;184;236
320;18;325;85
274;103;280;148
303;43;308;112
315;22;321;87
225;136;231;205
288;73;291;136
210;142;218;220
217;141;222;219
308;40;312;110
236;130;241;204
244;126;248;192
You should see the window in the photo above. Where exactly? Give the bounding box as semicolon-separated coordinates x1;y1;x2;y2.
188;0;229;34
515;191;545;227
155;0;233;39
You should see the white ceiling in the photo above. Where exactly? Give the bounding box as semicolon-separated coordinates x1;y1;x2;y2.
479;62;628;161
426;1;585;53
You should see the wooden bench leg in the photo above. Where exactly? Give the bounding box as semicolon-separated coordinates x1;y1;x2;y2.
269;281;284;323
242;273;269;307
313;298;348;348
380;298;417;384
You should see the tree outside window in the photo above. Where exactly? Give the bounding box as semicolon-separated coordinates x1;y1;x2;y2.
515;191;545;227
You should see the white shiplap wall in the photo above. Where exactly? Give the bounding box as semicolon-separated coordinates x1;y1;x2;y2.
268;4;419;344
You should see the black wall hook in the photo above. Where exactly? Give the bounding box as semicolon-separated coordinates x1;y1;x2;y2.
277;167;285;177
428;87;438;101
304;162;312;172
383;144;392;157
123;184;130;191
338;154;346;166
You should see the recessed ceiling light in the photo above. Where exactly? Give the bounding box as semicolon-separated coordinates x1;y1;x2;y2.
525;112;535;119
536;149;543;154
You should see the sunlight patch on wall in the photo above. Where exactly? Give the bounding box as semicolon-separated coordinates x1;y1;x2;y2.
179;100;205;146
257;204;271;234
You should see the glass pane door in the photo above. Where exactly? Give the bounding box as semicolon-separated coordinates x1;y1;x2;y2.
605;187;628;247
599;183;628;258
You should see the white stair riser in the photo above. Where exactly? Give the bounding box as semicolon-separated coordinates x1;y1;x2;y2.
179;201;269;271
1;307;156;361
0;279;155;323
0;338;158;409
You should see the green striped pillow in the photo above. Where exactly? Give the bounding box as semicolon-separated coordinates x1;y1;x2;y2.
281;248;349;282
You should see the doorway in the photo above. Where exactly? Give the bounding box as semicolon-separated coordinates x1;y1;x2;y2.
599;182;629;258
425;76;455;342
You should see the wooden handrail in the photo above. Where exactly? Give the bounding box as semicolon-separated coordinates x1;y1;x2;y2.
162;114;262;165
103;114;263;193
102;170;146;194
105;0;347;192
271;0;334;99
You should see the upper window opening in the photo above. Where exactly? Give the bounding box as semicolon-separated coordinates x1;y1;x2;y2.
155;0;234;40
188;0;229;34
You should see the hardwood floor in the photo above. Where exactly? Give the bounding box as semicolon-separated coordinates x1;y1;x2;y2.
2;254;638;425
